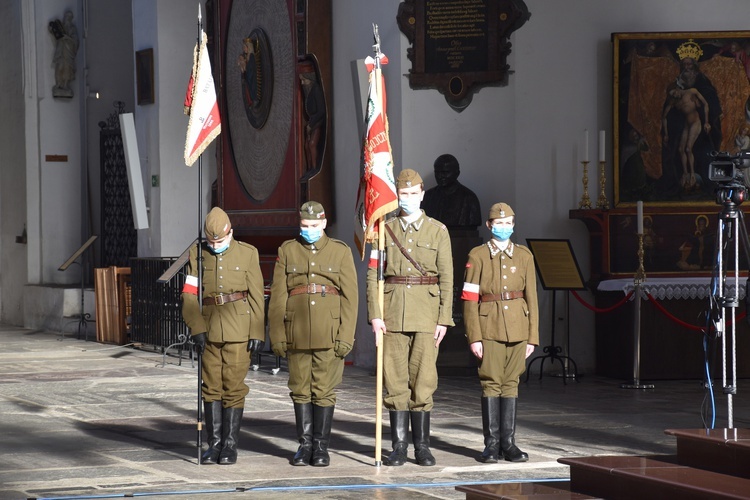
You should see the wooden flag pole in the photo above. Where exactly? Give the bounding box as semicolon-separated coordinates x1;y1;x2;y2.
375;218;385;467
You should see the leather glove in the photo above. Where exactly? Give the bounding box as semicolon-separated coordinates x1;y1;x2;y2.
247;339;264;354
334;340;353;359
192;332;207;355
271;341;288;358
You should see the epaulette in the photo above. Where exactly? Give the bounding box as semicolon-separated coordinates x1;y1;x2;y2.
279;239;297;249
513;243;533;256
236;240;258;251
328;237;350;248
426;217;447;231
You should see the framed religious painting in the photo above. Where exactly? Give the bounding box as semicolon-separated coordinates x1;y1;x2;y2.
612;31;750;207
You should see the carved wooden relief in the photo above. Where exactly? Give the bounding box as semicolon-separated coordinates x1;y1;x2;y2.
211;0;333;256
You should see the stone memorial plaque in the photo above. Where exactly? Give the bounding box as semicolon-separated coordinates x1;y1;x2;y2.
397;0;530;110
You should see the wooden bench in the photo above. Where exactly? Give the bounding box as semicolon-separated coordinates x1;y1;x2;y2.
558;455;750;500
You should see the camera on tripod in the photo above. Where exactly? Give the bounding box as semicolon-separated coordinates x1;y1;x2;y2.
708;150;750;204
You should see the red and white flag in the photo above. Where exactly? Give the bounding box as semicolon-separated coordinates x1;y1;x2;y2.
354;53;398;259
184;30;221;167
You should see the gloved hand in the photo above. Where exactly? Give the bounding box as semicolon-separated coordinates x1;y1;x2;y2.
334;340;353;359
247;339;264;354
271;341;288;358
192;332;207;355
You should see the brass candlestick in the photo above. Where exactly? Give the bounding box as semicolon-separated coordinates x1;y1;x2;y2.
596;160;609;209
578;161;592;209
621;231;653;390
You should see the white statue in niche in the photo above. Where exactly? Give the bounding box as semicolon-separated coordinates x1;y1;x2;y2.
48;10;79;98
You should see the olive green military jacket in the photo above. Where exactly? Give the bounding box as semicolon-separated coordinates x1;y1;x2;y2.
366;211;454;332
461;240;539;346
181;240;265;343
268;234;358;350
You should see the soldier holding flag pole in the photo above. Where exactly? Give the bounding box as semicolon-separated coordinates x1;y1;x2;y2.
359;30;453;469
181;5;265;467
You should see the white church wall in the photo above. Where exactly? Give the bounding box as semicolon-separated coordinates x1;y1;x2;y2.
0;0;28;325
32;0;84;286
132;0;214;259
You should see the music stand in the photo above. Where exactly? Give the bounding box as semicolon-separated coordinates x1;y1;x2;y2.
525;239;586;384
58;235;98;341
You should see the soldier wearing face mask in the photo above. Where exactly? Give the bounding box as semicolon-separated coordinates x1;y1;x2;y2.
181;207;266;465
366;169;454;467
461;202;538;464
268;201;358;467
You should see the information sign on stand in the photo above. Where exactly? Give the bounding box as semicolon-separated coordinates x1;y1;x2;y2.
525;239;586;383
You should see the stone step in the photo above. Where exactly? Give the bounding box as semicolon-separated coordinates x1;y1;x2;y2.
666;428;750;479
456;480;600;499
558;455;750;500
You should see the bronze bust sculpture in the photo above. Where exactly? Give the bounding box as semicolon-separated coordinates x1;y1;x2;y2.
423;154;481;229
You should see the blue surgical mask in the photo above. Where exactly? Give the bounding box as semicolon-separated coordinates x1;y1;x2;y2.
491;227;513;241
209;236;231;254
300;227;323;244
399;197;421;216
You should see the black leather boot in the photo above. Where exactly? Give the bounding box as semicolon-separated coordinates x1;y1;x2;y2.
387;411;409;466
218;407;243;465
201;401;223;464
499;397;528;462
292;403;313;466
411;411;436;466
311;404;334;467
480;397;500;463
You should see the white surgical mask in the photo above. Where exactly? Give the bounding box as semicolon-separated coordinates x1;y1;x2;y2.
300;226;323;244
399;197;421;216
491;227;513;241
209;234;232;254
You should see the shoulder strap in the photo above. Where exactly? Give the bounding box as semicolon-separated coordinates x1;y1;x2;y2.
384;223;428;276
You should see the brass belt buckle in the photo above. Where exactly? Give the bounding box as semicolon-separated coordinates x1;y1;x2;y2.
215;294;226;305
310;283;317;295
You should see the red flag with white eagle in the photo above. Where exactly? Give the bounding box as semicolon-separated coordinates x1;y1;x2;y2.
354;52;398;259
184;30;221;167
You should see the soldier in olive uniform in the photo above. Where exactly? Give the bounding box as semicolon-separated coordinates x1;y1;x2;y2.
366;169;454;467
268;202;358;467
181;207;266;465
461;203;538;463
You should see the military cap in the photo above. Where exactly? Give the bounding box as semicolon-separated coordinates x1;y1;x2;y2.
488;202;515;220
396;169;423;189
300;201;326;220
204;207;231;239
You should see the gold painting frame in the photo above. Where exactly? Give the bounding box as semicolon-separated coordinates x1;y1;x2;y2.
613;31;750;207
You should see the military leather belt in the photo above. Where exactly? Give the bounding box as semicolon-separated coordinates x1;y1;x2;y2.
481;291;524;302
385;276;439;285
289;284;340;297
203;291;248;306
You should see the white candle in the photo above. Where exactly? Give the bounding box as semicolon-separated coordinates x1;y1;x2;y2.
637;201;644;234
599;130;606;162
